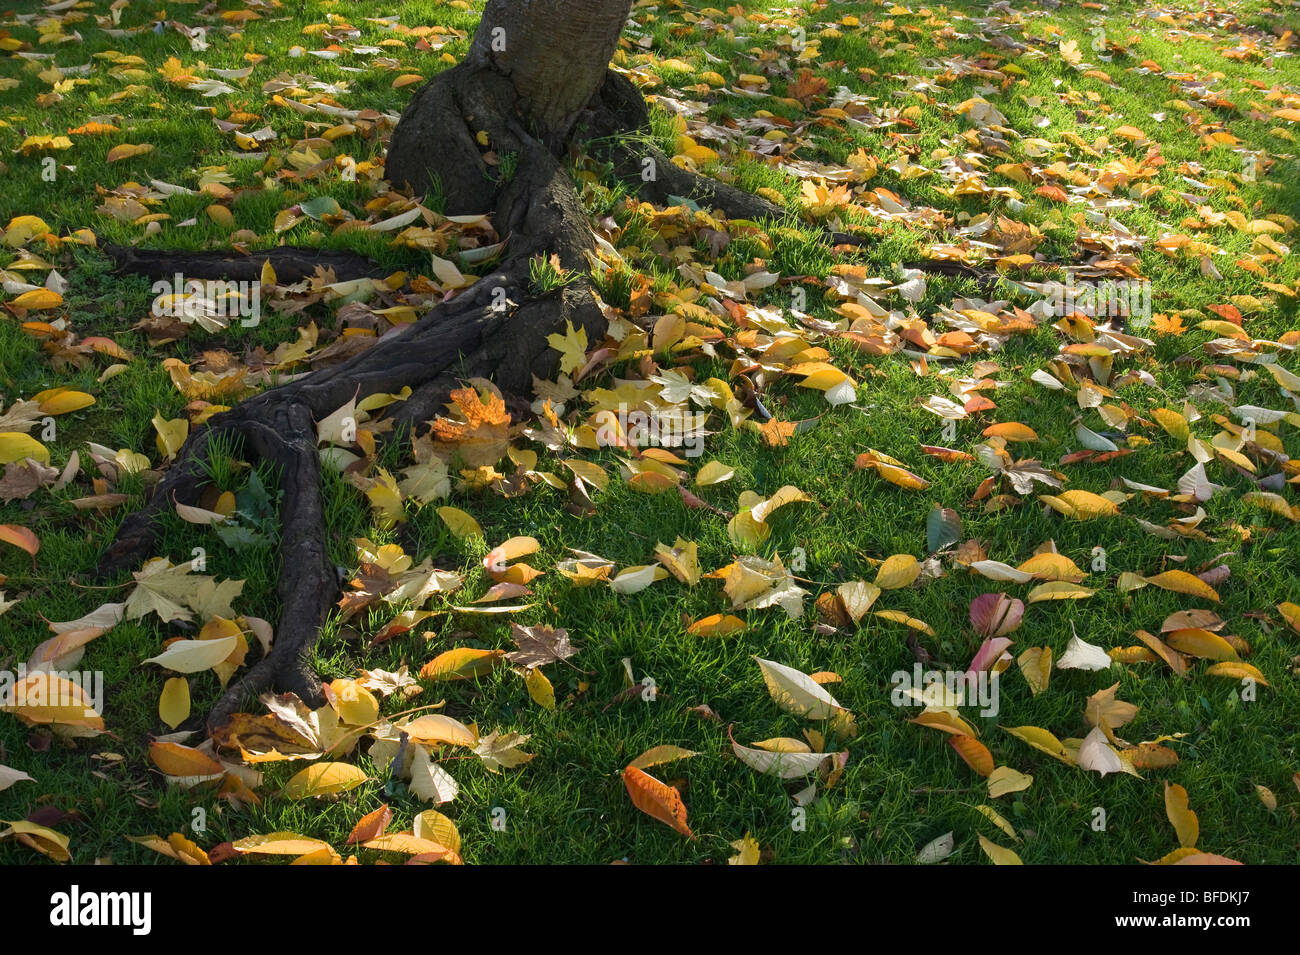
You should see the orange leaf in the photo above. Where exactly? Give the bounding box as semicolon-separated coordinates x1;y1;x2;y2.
982;422;1039;442
1205;303;1242;326
418;647;505;681
106;143;154;163
687;613;747;637
346;804;393;845
622;765;693;837
148;741;224;778
949;735;994;777
0;524;39;559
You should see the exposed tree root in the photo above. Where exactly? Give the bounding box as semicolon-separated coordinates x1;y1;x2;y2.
100;242;386;284
97;63;610;734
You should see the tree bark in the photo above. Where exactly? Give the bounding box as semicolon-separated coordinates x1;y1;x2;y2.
385;0;633;209
468;0;634;147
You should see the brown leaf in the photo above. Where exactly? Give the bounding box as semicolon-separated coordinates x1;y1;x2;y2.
505;623;578;668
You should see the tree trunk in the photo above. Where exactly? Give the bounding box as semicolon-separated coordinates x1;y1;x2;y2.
385;0;633;209
469;0;634;147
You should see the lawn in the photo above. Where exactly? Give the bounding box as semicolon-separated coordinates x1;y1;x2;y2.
0;0;1298;865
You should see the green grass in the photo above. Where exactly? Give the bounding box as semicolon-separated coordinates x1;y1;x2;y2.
1;0;1299;865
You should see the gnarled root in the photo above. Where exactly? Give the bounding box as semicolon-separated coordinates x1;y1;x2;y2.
98;65;609;734
99;243;387;284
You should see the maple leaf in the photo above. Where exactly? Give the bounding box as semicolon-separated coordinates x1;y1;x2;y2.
757;418;795;447
398;455;451;504
210;692;326;760
0;458;58;503
337;562;396;619
0;400;43;433
788;68;828;106
431;385;511;467
1150;313;1186;336
546;319;588;376
356;666;422;700
505;623;578;668
124;558;243;624
473;730;534;772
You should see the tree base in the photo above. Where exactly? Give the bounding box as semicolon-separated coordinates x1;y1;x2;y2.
98;62;618;734
96;65;937;734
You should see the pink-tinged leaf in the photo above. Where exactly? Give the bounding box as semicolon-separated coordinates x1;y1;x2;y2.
1171;853;1243;866
969;592;1024;638
967;637;1014;675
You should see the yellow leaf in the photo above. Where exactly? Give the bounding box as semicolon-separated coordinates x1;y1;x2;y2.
234;833;335;856
687;613;746;636
875;553;921;589
0;433;50;465
524;667;554;710
1164;628;1238;661
1038;490;1120;520
873;609;935;634
105;143;154;162
1001;725;1073;764
0;820;71;862
283;762;368;799
0;671;104;732
436;505;482;538
401;714;477;747
629;745;698;771
978;834;1023;865
1016;647;1051;695
152;411;188;460
973;803;1018;839
35;389;94;415
325;679;380;726
1164;781;1198;849
695;460;735;486
419;647;505;681
988;766;1033;798
1026;581;1095;602
982;422;1039;442
909;708;978;738
9;289;63;310
413;809;462;854
1142;570;1219;602
3;215;51;247
365;468;404;526
1153;408;1189;442
1204;660;1269;686
876;462;929;490
1016;553;1086;582
207;204;234;229
17;135;72;155
546;319;588;376
158;678;190;729
729;832;761;865
142;636;238;674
